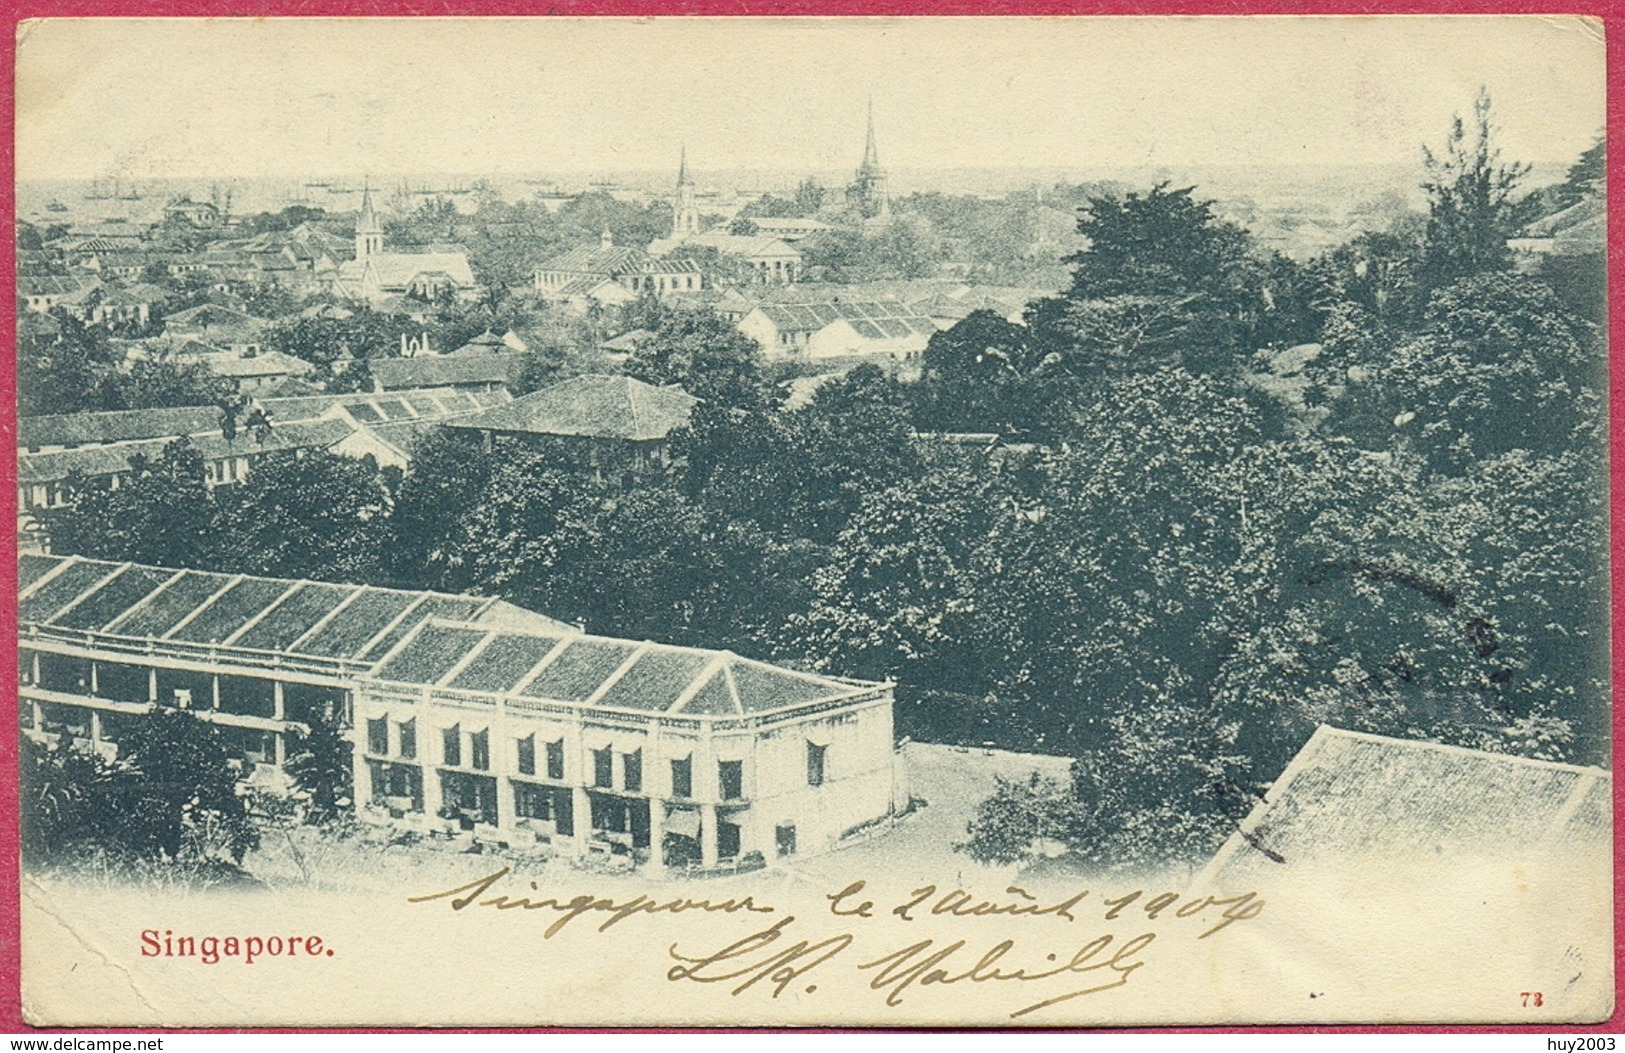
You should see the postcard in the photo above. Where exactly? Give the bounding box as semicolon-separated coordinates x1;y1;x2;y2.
12;14;1613;1027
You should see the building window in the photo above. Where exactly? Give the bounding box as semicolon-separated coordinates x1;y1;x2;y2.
718;820;742;859
517;735;536;776
471;729;490;771
718;760;743;801
546;738;565;780
807;742;827;787
442;725;461;767
367;717;389;756
670;756;692;798
399;718;416;760
776;823;797;858
622;749;642;793
593;747;613;788
515;782;554;821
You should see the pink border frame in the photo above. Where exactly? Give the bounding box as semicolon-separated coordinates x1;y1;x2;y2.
0;2;1619;1034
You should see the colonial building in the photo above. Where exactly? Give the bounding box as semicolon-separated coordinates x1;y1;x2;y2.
735;298;937;361
533;232;704;306
20;553;903;872
647;149;803;286
195;350;318;394
335;187;478;305
647;231;803;286
445;373;697;487
19;553;573;784
162;197;223;229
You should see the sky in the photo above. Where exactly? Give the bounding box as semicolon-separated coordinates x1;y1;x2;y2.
14;16;1606;181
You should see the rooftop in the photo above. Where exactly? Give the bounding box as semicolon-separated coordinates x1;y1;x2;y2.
446;373;697;442
752;299;938;340
369;617;878;718
19;387;511;450
19;554;880;719
19;417;358;485
368;354;527;392
537;241;702;278
20;553;573;668
1199;725;1612;885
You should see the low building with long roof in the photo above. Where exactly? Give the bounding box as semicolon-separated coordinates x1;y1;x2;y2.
20;552;902;873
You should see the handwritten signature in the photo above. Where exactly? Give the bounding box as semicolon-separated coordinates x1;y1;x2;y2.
668;915;1155;1018
408;869;1264;1019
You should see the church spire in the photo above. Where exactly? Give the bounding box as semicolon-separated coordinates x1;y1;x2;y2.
850;100;889;220
861;97;881;172
672;144;700;238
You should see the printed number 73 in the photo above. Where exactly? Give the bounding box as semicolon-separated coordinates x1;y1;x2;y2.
1520;992;1544;1007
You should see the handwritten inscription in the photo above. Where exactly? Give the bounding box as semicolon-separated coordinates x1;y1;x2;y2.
409;870;1264;1020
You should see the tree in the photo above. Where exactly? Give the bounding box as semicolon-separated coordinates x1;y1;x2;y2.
386;428;501;591
106;709;259;865
262;309;409;368
912;309;1065;438
284;715;354;825
20;736;120;865
42;438;219;569
1419;88;1530;289
1025;183;1269;377
1387;272;1600;470
18;313;122;417
213;450;393;583
624;308;775;411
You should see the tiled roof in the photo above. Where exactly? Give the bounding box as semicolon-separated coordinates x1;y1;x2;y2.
449;330;510;356
368;354;527;392
164;303;270;335
1198;726;1613;885
199;351;316;379
19;417;357;485
537;243;702;278
753;299;936;340
662;232;801;259
369;617;876;717
445;374;697;442
19;276;95;297
19;553;574;665
339;251;477;289
18;388;511;452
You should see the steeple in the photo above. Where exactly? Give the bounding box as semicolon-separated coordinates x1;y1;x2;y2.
860;97;881;173
672;144;700;238
355;182;384;260
850;99;890;220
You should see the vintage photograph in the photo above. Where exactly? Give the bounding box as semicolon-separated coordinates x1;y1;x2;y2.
12;16;1613;1027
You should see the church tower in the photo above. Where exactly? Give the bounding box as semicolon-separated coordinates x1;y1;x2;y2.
850;100;890;220
355;184;384;260
672;145;700;238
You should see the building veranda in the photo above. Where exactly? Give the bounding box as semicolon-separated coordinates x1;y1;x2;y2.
19;553;904;875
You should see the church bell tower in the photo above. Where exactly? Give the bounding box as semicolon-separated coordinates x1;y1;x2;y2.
355;184;384;260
